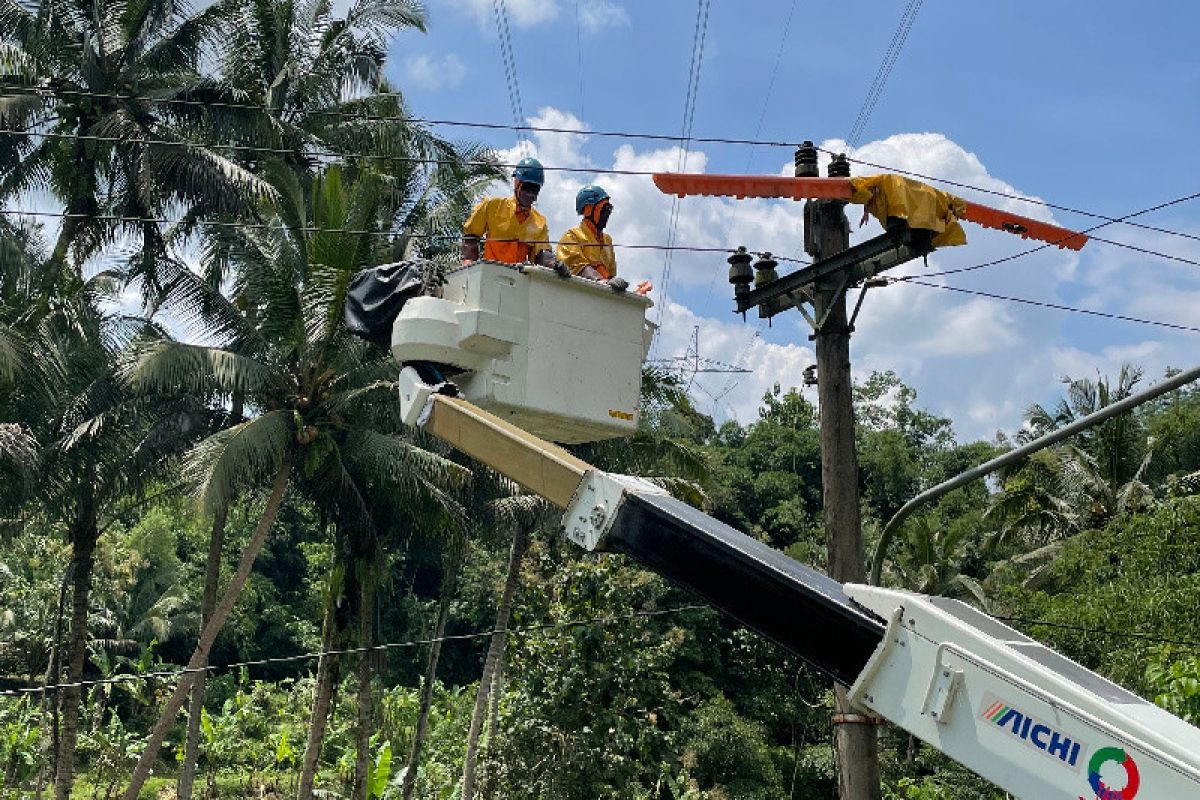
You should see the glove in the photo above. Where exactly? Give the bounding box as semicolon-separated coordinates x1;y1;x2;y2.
608;276;629;292
553;260;572;279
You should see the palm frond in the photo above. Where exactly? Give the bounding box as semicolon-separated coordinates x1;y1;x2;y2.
341;427;470;495
487;493;552;531
0;422;39;472
183;408;291;514
121;338;281;397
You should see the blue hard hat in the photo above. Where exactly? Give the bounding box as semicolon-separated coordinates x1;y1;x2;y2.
512;157;545;186
575;184;610;214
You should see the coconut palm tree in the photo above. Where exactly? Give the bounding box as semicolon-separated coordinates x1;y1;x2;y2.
0;0;270;281
119;163;470;799
987;365;1155;546
11;271;208;799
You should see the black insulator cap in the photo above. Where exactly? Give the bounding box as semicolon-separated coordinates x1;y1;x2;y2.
828;153;851;178
727;246;753;281
795;141;819;178
752;253;780;287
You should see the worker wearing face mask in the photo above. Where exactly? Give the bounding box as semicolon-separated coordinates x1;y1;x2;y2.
462;157;556;268
556;185;651;294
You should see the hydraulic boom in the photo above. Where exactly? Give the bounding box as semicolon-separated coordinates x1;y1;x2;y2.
397;376;1200;800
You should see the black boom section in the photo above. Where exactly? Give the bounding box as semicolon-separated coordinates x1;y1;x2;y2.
602;490;885;685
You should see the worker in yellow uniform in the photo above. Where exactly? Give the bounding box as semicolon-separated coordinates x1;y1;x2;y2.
462;157;557;268
556;185;651;294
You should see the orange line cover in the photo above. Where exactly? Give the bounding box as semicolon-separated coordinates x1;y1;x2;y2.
651;173;1088;251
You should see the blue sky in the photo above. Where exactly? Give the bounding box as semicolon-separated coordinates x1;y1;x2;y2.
385;0;1200;440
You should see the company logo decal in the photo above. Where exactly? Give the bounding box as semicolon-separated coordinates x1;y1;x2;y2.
979;694;1085;771
1085;746;1140;800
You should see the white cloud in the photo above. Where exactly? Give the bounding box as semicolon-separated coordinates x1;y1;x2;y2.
441;0;559;28
480;111;1200;441
580;1;630;33
402;53;468;91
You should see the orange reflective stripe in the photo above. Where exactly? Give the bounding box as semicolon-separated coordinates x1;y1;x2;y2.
483;239;529;264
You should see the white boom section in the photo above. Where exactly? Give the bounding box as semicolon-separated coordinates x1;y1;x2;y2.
391;261;654;444
844;585;1200;800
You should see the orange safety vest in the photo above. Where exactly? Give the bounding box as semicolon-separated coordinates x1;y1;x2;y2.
463;196;551;264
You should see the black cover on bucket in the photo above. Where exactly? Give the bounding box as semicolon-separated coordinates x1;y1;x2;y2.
344;261;429;348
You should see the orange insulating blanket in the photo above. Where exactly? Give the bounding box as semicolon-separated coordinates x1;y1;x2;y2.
848;174;967;248
651;172;1088;251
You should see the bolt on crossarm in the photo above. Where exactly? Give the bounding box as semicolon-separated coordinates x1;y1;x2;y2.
870;362;1200;586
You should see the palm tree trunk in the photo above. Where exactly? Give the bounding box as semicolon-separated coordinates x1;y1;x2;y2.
297;596;343;800
352;576;377;800
399;541;464;800
36;569;70;799
53;521;97;800
177;504;229;800
461;527;528;800
486;649;506;741
122;462;292;800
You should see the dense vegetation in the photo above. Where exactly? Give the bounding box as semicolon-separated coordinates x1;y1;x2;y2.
3;0;1200;797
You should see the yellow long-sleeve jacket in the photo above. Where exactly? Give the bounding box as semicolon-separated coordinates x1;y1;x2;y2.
463;197;551;264
555;220;617;279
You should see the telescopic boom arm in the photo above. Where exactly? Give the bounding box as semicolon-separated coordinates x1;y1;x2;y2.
398;371;1200;800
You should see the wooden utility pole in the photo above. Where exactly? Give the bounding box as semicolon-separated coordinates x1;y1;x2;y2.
801;144;882;800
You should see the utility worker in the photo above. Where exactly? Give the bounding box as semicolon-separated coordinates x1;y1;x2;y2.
462;157;556;267
556;185;651;294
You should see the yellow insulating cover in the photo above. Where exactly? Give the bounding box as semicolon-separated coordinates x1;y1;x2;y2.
849;174;968;247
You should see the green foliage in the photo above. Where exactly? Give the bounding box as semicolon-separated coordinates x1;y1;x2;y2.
1001;495;1200;692
678;695;785;799
1147;656;1200;724
489;554;682;799
0;696;40;790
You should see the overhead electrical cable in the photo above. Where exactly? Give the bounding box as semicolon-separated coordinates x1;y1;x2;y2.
656;0;713;340
5;83;1200;243
6;603;1194;698
701;0;799;405
6;130;1200;281
574;0;585;121
4;208;1194;334
896;279;1200;334
846;0;924;148
0;207;789;260
903;189;1200;281
492;0;529;153
0;605;708;697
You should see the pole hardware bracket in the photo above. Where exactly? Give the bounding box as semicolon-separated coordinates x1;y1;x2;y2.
735;224;933;320
831;713;887;726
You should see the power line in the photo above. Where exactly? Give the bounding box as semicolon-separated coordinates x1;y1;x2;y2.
896;278;1200;334
0;82;808;146
5;83;1200;245
657;0;713;339
703;0;800;318
0;126;657;177
846;0;924;148
0;605;708;697
904;189;1200;281
4;207;1193;333
0;207;775;260
7;126;1200;264
492;0;528;154
828;146;1200;245
574;0;585;122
